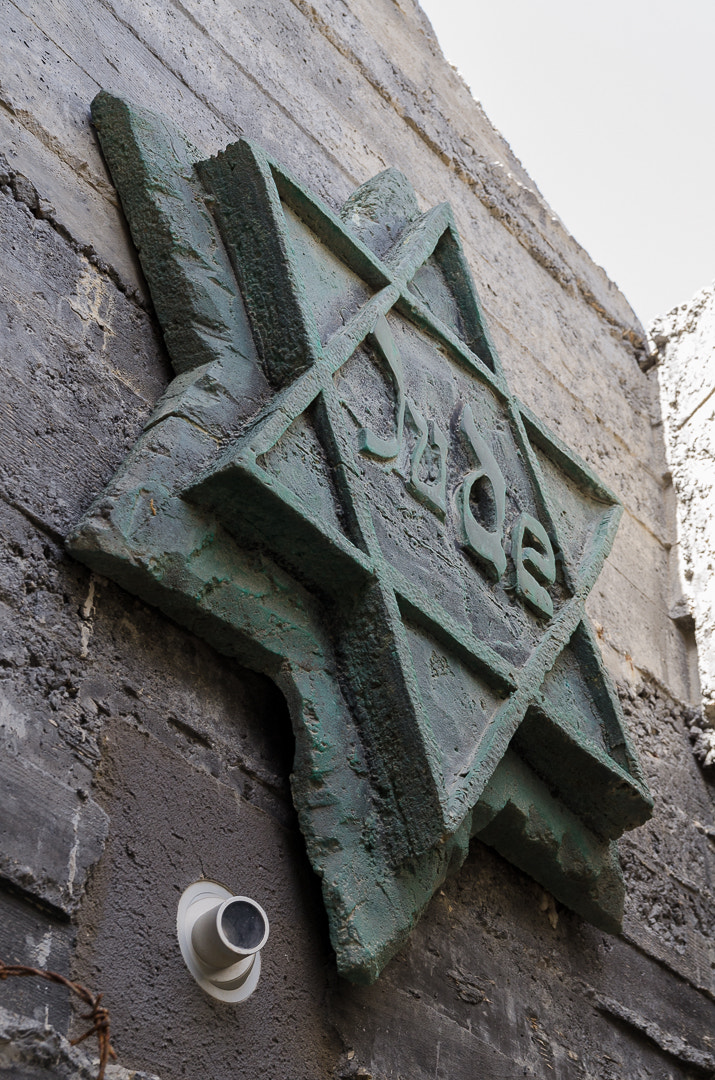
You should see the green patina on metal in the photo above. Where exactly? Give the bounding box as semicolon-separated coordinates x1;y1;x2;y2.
67;93;653;983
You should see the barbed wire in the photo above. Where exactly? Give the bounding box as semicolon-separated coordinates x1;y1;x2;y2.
0;960;116;1079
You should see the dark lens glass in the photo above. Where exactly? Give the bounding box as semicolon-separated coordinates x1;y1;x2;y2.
221;900;266;951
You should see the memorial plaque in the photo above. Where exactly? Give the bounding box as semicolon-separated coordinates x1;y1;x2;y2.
68;93;653;983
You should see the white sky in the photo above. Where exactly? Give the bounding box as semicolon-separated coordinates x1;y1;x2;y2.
418;0;715;327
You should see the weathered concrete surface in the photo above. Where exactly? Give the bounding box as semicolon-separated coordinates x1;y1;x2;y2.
0;0;712;1076
0;1005;159;1079
654;285;715;728
618;682;715;999
0;887;73;1031
332;827;715;1079
0;157;168;536
0;0;688;698
0;751;108;916
76;719;341;1079
68;683;715;1080
331;672;715;1079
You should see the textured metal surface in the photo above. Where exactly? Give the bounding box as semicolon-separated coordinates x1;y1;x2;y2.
67;92;652;983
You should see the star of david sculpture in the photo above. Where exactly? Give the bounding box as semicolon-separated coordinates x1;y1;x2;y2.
68;93;653;983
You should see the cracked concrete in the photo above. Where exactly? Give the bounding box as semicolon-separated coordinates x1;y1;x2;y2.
0;0;713;1076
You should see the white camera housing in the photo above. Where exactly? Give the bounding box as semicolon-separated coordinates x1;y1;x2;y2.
177;880;269;1002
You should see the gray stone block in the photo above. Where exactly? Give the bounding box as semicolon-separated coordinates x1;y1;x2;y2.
0;1006;159;1079
0;752;108;916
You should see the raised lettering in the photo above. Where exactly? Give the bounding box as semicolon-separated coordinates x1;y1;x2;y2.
358;315;405;460
512;512;556;618
457;403;507;581
406;400;448;517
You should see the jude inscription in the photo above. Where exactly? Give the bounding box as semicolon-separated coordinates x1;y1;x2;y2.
354;315;556;619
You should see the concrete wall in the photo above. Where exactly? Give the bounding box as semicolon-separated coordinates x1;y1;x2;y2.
0;1;713;1077
654;287;715;740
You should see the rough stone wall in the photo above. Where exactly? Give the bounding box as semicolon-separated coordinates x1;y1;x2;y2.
653;287;715;741
0;1;712;1078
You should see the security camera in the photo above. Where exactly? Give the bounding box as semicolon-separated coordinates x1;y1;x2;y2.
177;880;269;1002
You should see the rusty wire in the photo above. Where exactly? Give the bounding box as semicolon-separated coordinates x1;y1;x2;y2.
0;960;116;1079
